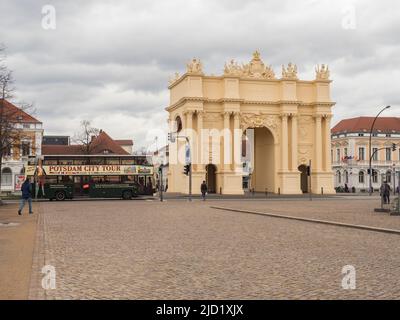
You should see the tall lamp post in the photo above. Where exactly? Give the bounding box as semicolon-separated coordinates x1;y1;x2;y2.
369;105;391;195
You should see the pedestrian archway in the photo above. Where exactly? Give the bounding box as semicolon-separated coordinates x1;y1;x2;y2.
298;165;308;193
206;164;217;193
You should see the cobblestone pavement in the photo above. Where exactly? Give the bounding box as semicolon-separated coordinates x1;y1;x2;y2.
29;199;400;299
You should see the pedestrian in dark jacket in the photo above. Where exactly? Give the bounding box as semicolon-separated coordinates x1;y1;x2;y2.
18;178;33;215
200;180;208;201
380;181;391;204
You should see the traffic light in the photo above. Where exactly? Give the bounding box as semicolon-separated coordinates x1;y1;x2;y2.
392;143;397;151
306;166;311;176
183;164;191;176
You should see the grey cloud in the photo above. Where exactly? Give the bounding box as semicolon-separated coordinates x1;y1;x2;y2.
0;0;399;148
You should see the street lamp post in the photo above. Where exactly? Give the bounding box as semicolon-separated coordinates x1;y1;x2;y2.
369;105;391;195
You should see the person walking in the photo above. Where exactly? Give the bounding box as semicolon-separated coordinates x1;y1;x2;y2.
200;180;208;201
384;181;391;204
18;177;33;215
380;181;391;204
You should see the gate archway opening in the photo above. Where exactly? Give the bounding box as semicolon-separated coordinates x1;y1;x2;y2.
250;127;275;193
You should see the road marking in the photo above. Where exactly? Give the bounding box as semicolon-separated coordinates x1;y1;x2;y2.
210;206;400;235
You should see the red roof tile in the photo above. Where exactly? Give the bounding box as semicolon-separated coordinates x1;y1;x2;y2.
332;117;400;134
115;139;133;146
0;99;41;123
42;131;130;155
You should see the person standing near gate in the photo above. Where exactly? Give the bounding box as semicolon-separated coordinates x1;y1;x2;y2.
380;181;391;204
18;177;33;215
201;180;208;201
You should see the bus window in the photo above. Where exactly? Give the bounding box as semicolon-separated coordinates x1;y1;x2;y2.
106;158;120;165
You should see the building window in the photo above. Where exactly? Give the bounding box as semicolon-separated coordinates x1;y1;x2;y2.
21;141;30;156
358;147;365;160
372;147;378;161
386;134;391;137
337;149;340;162
386;171;392;183
358;133;364;137
23;124;31;129
359;171;365;184
344;148;348;157
372;170;378;183
1;168;12;186
385;148;392;161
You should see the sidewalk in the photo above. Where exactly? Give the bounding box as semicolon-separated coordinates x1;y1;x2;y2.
0;202;38;299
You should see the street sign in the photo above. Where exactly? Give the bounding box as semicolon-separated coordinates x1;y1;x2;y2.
185;143;191;165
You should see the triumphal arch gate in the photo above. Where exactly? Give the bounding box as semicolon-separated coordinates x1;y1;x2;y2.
166;52;335;195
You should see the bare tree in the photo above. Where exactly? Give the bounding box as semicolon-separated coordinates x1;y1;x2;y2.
0;46;34;203
73;120;100;154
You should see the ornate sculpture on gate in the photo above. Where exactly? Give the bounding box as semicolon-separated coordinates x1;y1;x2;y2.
281;62;298;80
186;58;203;74
315;64;330;80
223;51;276;79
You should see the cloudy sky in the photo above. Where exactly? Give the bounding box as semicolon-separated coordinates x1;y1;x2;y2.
0;0;399;150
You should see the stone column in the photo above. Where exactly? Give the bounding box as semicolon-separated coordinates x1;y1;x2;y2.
233;112;241;172
196;111;204;170
185;110;194;165
281;114;289;171
324;115;332;172
291;114;298;172
314;114;322;171
223;111;232;171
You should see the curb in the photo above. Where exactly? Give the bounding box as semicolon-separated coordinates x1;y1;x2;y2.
210;206;400;235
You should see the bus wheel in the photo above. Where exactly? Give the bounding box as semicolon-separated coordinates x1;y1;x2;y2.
122;190;132;200
55;191;66;201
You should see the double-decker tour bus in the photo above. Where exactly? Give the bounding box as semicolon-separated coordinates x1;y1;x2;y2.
25;155;155;201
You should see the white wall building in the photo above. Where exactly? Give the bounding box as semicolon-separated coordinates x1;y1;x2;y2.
1;100;43;193
331;117;400;193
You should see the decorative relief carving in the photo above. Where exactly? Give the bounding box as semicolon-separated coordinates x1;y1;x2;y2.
186;58;203;74
315;64;330;80
240;113;280;139
298;147;312;165
281;62;298;80
224;51;276;79
203;113;222;122
298;116;313;141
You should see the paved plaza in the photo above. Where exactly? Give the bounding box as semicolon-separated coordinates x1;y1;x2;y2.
22;197;400;299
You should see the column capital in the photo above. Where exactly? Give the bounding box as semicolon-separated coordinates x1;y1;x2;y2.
313;114;323;120
196;110;205;117
183;109;195;116
322;114;333;119
223;111;232;117
281;113;290;119
233;111;241;119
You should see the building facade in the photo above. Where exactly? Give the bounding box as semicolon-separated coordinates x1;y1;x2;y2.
0;99;43;192
166;52;335;194
331;117;400;192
